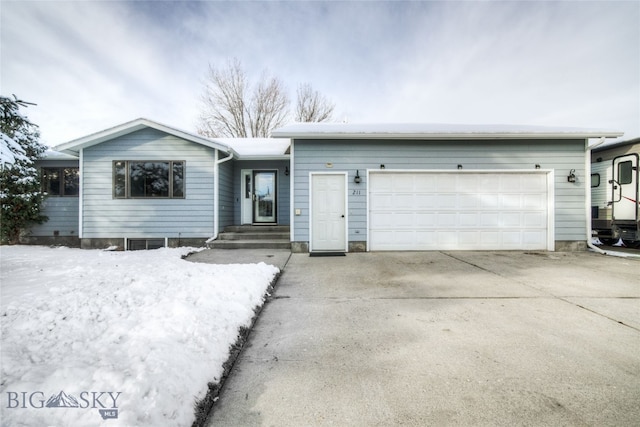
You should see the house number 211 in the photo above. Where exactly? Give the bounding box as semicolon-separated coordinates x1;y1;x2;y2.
352;190;362;196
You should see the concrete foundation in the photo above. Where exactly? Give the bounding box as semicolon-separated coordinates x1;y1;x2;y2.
555;240;588;252
19;235;81;247
290;241;309;253
79;237;209;250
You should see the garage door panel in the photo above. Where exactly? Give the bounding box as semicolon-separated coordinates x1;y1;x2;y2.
478;194;499;208
415;194;436;208
369;194;393;209
414;174;437;191
437;213;457;227
524;174;547;191
523;194;546;208
458;175;480;192
416;212;437;226
480;231;500;246
459;213;479;227
395;194;415;208
459;231;481;245
524;231;546;244
480;212;500;227
369;172;549;250
524;211;545;224
502;212;522;227
499;194;522;209
436;175;457;191
437;194;457;209
370;212;406;228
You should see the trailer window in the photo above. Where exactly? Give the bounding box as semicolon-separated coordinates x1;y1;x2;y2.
618;161;633;185
590;173;600;188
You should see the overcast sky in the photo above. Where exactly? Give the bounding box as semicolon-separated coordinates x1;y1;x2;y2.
2;0;639;147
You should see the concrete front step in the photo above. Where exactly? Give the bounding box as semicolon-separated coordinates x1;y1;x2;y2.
207;240;291;250
219;232;289;241
208;225;291;250
224;225;290;233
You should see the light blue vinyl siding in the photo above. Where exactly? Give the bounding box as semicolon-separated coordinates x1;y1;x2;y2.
232;160;291;225
29;197;79;237
218;159;234;231
292;139;587;244
82;128;217;239
29;159;80;237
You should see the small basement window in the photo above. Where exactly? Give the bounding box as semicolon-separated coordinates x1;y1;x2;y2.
127;238;166;251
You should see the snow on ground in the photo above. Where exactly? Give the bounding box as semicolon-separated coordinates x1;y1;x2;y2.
0;245;279;426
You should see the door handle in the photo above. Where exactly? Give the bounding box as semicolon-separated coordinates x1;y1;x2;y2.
609;179;622;203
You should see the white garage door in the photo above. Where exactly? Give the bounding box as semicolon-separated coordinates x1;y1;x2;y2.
369;171;551;251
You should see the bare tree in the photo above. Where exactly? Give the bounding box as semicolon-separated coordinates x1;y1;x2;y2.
295;83;335;123
249;73;290;137
197;59;289;138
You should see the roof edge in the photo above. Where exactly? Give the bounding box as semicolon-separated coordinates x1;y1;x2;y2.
272;123;624;140
53;118;233;155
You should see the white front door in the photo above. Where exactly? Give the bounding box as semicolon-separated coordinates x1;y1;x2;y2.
311;173;347;252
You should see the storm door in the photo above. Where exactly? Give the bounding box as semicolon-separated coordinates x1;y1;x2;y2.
253;170;277;223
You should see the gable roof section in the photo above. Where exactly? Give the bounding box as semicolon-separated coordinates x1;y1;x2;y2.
54;118;235;156
272;123;624;140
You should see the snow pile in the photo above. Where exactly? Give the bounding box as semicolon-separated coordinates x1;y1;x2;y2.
0;246;279;426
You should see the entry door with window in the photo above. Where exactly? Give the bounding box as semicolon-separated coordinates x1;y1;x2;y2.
253;171;277;223
612;154;639;221
311;173;347;252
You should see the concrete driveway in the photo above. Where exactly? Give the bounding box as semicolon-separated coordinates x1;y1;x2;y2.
205;251;640;426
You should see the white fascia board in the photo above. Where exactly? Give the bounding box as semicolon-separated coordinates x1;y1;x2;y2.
53;118;235;156
234;155;290;161
272;123;624;140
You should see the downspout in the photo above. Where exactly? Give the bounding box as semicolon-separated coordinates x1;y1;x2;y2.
212;149;234;242
586;137;608;255
78;148;84;241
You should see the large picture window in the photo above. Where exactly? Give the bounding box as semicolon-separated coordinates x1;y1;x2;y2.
113;161;185;199
42;167;80;196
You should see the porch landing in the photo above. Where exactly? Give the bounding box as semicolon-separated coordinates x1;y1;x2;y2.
207;225;291;250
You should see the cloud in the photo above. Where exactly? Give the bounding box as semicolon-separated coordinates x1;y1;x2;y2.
1;1;638;145
369;1;639;137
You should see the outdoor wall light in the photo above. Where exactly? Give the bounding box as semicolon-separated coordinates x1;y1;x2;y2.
567;169;576;183
380;164;385;169
457;164;463;170
354;170;361;184
285;166;289;176
535;164;541;169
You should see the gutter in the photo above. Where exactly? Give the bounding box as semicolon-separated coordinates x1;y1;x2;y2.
584;138;640;258
211;150;235;242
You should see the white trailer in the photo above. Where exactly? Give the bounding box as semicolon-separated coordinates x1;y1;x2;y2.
591;138;640;246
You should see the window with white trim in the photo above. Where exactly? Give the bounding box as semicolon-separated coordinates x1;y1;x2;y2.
113;161;185;199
